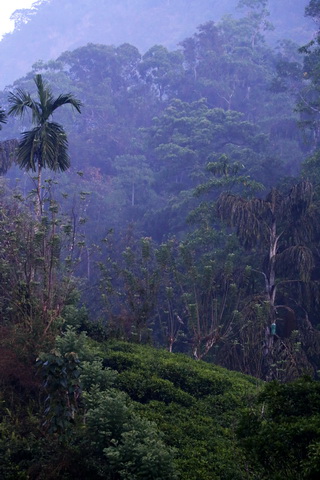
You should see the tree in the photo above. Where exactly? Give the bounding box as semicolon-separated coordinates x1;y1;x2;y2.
163;239;245;361
7;74;82;216
0;109;17;175
288;1;320;151
179;8;274;114
305;0;320;20
0;181;81;348
139;45;184;102
114;154;154;208
294;1;320;187
0;139;18;175
99;235;161;343
217;181;320;379
238;377;320;480
84;387;178;480
0;107;6;127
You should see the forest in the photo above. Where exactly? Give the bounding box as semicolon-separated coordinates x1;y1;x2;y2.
0;0;310;86
1;0;320;478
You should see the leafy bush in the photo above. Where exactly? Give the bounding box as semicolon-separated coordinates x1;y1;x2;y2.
238;377;320;480
101;341;261;480
83;386;178;479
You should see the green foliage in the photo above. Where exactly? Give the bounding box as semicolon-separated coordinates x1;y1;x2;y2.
7;74;81;216
99;234;162;342
22;333;178;479
80;359;117;391
102;341;260;480
4;331;320;480
238;377;320;479
0;180;86;358
8;74;81;173
36;349;81;437
55;327;97;361
1;3;320;478
216;181;320;379
84;386;177;480
0;425;30;480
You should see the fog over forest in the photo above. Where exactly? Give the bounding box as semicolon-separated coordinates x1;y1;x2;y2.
0;0;312;87
1;1;320;479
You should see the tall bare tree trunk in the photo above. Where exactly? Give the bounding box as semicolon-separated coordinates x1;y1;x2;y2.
35;163;42;218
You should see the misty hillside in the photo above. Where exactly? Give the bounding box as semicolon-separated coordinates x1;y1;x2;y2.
0;0;311;87
2;1;320;477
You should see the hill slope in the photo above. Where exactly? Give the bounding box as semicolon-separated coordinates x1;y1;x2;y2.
0;328;262;479
0;0;311;87
98;340;261;480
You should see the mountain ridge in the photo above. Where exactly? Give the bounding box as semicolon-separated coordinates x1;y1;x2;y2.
0;0;311;88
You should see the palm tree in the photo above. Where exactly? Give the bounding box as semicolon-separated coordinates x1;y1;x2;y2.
217;182;316;322
0;107;6;127
0;108;15;175
8;74;82;215
217;181;318;378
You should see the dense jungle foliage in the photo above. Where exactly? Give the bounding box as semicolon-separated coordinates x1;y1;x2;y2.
1;0;320;478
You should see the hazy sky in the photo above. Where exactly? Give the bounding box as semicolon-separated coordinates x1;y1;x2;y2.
0;1;35;38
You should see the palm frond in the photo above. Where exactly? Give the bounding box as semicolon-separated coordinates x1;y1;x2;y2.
216;193;268;248
8;74;81;176
286;181;313;217
17;127;42;171
0;108;7;127
42;121;70;172
51;93;82;114
7;89;40;121
289;203;320;244
276;245;314;282
17;122;70;173
34;74;54;114
265;188;284;218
